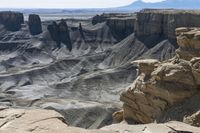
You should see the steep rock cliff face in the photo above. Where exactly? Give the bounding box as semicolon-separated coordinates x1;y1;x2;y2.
92;9;200;48
119;27;200;125
28;14;42;35
58;20;72;51
107;18;135;41
0;11;24;31
47;20;72;51
135;9;200;46
92;14;135;41
47;21;60;44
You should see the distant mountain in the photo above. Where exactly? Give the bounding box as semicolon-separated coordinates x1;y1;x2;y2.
122;0;200;10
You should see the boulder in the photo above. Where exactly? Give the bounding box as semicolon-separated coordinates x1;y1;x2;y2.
0;11;24;31
28;14;42;35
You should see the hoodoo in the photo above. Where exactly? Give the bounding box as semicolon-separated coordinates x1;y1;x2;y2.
28;14;42;35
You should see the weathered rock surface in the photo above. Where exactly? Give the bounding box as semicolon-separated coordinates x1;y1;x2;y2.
47;20;72;51
92;13;135;41
135;9;200;41
119;27;200;125
176;27;200;60
102;121;200;133
47;21;60;44
58;20;72;51
0;11;24;31
121;59;198;124
28;14;42;35
0;107;111;133
1;107;200;133
184;110;200;127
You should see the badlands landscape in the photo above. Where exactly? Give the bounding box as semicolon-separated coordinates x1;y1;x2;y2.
0;8;200;133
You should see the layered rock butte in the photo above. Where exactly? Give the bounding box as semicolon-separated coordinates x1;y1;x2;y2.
0;9;200;133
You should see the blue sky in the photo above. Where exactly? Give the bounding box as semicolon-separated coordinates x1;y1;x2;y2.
0;0;165;8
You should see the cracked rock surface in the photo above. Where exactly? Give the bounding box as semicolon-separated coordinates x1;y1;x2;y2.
0;107;111;133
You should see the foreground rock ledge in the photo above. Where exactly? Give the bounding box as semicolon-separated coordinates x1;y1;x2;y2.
0;107;110;133
0;107;200;133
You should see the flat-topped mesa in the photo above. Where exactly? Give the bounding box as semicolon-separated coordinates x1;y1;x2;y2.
135;9;200;44
28;14;42;35
0;11;24;31
176;27;200;60
118;27;200;125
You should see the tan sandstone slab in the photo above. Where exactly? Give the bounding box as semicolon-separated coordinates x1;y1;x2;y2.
0;107;112;133
101;121;200;133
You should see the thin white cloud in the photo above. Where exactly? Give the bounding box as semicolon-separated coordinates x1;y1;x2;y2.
0;0;165;8
0;0;134;8
142;0;165;3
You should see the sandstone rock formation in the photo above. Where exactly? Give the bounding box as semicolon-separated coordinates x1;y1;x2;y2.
47;20;72;51
1;107;200;133
102;121;200;133
176;27;200;60
0;107;111;133
119;27;200;125
0;11;24;31
28;14;42;35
